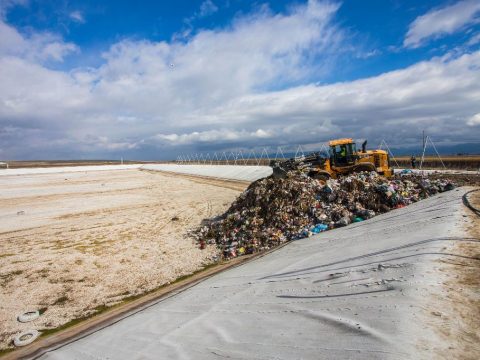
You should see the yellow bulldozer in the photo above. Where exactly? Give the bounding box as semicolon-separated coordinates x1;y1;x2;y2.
270;138;393;180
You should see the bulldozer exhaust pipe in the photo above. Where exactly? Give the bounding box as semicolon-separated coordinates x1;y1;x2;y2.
362;140;367;153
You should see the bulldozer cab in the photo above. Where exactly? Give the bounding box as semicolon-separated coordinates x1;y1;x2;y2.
329;139;358;167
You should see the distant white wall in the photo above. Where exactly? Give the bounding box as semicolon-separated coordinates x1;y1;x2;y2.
0;164;143;176
142;164;272;182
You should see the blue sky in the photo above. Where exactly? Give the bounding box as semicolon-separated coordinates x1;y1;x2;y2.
1;0;480;159
5;0;476;80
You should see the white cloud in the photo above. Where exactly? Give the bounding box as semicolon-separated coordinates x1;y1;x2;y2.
467;113;480;126
199;0;218;18
132;50;480;152
404;0;480;48
69;10;85;24
254;129;273;138
0;0;479;159
181;0;219;35
0;0;346;158
82;135;138;150
0;20;79;62
154;128;273;145
467;32;480;45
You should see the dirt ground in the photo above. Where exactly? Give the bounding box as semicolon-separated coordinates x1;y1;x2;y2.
427;173;480;186
0;169;246;350
429;188;480;360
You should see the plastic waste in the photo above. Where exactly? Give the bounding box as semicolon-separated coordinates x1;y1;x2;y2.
193;171;455;258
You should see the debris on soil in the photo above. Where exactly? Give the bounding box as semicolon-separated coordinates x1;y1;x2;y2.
0;169;239;351
16;310;40;323
13;330;40;347
193;172;455;259
426;173;480;186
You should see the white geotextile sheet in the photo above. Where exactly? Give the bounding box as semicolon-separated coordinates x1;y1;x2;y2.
38;189;467;360
142;164;273;182
0;164;143;176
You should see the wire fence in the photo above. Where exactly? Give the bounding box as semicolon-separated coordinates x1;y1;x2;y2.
175;140;403;166
175;145;327;166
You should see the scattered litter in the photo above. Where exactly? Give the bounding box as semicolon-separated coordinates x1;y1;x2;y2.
17;310;40;323
13;330;40;347
193;171;455;259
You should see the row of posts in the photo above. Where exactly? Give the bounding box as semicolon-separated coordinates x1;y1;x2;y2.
175;146;314;166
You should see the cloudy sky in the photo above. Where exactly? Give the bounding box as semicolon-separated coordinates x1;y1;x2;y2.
1;0;479;160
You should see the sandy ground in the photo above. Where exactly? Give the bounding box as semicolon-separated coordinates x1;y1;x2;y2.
0;169;245;350
426;188;480;359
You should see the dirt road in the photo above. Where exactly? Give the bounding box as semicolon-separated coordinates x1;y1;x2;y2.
0;169;245;350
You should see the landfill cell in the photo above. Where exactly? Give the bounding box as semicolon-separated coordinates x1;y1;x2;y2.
35;187;480;360
194;171;456;258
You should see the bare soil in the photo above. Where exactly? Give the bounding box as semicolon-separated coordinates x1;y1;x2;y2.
431;188;480;360
0;169;245;350
427;173;480;186
395;155;480;171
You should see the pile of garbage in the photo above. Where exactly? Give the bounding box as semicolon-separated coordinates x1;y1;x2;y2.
193;172;455;258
